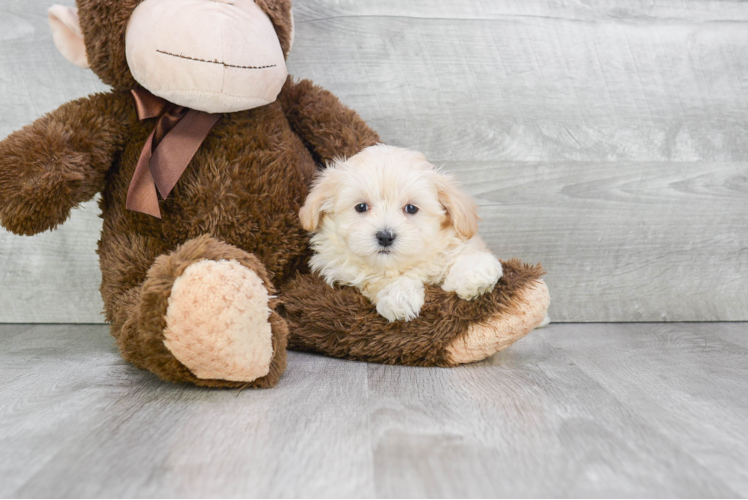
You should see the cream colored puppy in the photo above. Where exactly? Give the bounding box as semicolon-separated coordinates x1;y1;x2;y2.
299;145;503;322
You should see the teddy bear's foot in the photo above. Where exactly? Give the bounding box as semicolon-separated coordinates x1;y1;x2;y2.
163;259;275;382
113;235;287;388
445;279;550;364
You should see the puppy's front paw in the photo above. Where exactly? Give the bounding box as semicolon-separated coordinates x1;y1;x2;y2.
376;278;425;322
443;252;503;300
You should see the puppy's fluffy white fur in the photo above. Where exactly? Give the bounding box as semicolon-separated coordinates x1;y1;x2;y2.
299;145;503;322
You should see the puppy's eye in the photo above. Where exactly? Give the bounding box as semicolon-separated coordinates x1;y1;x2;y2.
404;204;419;215
355;203;369;213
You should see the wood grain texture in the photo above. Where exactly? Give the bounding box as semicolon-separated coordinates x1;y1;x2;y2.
459;161;748;321
1;322;746;497
1;0;747;321
289;0;748;162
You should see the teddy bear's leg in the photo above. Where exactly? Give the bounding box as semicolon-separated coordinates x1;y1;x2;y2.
109;235;287;388
281;260;549;367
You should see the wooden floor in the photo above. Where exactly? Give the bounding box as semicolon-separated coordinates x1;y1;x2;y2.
0;323;746;498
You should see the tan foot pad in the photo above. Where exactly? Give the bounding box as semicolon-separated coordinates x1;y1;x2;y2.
446;280;550;364
163;259;274;382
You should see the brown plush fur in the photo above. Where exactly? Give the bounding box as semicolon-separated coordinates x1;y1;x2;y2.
278;79;380;166
76;0;140;89
0;0;545;387
281;260;545;367
254;0;295;57
0;92;132;235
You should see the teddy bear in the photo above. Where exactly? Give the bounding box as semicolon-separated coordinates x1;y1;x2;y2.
0;0;550;388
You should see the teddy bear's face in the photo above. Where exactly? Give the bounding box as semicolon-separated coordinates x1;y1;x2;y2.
49;0;294;113
125;0;289;112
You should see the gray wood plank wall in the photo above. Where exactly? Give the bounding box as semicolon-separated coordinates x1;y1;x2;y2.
1;0;746;322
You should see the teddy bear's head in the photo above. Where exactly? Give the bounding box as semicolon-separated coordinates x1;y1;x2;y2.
48;0;294;113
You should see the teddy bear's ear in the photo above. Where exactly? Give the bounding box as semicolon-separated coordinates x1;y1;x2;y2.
48;5;90;69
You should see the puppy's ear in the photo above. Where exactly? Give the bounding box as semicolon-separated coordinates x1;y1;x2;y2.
432;172;479;239
299;169;340;232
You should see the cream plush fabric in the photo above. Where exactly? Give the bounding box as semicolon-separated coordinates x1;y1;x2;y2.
48;5;89;69
163;259;275;382
125;0;288;113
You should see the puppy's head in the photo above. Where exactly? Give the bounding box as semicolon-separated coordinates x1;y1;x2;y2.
300;145;478;271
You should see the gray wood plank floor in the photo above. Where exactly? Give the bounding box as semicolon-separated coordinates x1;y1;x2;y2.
1;323;746;498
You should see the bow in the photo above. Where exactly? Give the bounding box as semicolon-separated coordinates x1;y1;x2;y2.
126;88;221;218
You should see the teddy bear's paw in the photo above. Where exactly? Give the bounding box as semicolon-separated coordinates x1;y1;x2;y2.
446;279;550;365
162;259;274;382
376;277;425;322
442;252;503;300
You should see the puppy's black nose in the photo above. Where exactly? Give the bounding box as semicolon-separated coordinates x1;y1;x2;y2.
376;230;396;247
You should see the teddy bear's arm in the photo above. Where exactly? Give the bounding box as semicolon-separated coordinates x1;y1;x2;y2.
279;77;381;165
0;91;133;235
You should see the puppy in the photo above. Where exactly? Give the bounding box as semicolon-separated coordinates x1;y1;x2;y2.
299;145;503;322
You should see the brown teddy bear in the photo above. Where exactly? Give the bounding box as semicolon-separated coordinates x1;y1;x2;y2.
0;0;549;388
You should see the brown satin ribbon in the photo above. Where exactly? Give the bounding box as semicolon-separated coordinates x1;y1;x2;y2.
126;88;221;218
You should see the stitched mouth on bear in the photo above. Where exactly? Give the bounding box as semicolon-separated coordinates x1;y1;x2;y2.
156;50;277;70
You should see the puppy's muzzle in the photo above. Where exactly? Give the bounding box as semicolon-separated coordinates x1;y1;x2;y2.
376;230;396;248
